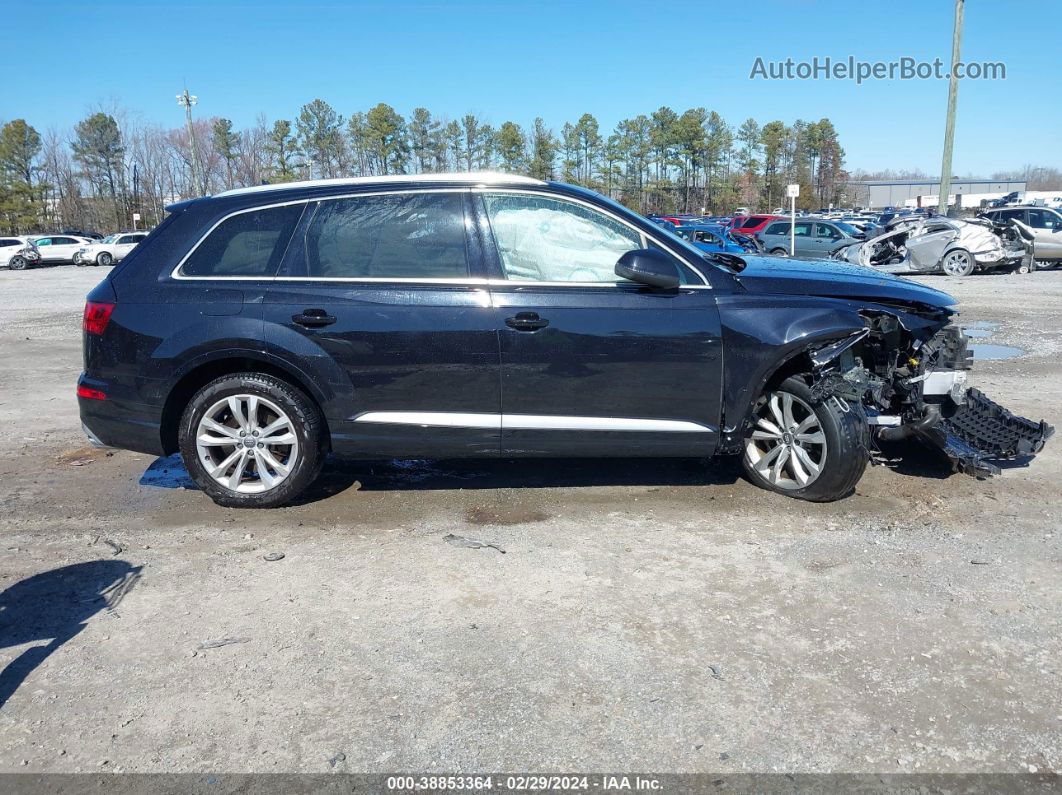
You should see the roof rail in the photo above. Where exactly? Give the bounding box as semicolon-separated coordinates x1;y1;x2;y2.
215;171;546;198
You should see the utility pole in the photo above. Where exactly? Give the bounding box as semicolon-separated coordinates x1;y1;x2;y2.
937;0;964;216
177;89;203;197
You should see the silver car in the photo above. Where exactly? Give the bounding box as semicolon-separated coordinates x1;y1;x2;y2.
979;206;1062;267
757;220;864;259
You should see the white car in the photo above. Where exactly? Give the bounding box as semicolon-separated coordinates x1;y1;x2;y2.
0;236;42;270
74;232;149;266
32;235;95;264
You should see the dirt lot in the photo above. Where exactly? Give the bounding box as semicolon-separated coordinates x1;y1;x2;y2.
0;264;1059;775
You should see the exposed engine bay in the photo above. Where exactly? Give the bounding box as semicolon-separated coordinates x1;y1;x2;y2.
805;309;1053;476
831;216;1036;275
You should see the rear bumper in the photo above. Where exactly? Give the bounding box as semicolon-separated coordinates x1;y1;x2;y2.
78;374;166;457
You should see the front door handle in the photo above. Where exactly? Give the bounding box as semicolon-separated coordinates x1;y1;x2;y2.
292;308;337;328
505;312;549;331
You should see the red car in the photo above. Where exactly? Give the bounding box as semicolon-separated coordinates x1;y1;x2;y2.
728;214;786;237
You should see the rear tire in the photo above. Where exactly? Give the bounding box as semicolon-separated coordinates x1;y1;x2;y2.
178;372;326;508
9;256;27;270
742;376;869;502
941;248;975;276
770;247;789;257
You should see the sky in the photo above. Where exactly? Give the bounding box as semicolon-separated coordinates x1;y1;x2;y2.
4;0;1060;176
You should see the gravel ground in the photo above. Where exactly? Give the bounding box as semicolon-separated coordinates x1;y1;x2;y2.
0;264;1059;775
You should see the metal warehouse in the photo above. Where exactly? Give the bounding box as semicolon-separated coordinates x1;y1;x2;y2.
850;179;1027;209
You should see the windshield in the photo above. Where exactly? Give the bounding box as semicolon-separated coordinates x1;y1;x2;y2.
101;234;118;243
835;222;862;235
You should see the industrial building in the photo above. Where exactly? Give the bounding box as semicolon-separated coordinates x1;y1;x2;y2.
848;178;1027;210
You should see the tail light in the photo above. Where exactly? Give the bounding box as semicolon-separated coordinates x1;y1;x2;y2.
83;301;115;335
77;384;107;400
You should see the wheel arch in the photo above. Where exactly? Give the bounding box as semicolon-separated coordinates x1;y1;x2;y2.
160;354;331;455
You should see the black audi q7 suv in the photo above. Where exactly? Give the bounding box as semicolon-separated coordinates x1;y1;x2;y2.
78;173;1051;508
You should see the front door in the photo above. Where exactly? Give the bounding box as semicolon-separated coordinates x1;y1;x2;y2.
477;191;723;457
1027;208;1062;260
263;190;501;459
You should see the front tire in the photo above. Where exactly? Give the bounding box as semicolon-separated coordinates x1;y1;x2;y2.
770;247;789;257
96;252;112;266
179;373;325;508
742;376;869;502
941;248;975;276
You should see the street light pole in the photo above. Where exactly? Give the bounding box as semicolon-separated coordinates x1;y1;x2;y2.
177;89;203;197
937;0;964;216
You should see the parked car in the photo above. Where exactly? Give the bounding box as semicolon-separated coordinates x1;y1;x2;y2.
0;236;41;270
672;223;747;254
758;220;864;258
32;235;94;264
978;206;1062;267
730;214;786;239
833;216;1032;276
74;232;149;266
78;173;1050;509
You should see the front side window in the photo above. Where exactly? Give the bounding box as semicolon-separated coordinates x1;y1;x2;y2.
483;193;642;282
816;223;841;240
302;192;468;279
1028;209;1060;230
35;238;51;246
181;203;303;277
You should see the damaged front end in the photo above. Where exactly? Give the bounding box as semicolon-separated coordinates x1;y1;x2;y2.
806;310;1053;477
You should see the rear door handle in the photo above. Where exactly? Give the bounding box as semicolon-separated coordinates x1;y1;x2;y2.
292;308;337;328
505;312;549;331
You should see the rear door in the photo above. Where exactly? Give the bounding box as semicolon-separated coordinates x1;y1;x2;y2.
263;189;501;458
478;190;723;457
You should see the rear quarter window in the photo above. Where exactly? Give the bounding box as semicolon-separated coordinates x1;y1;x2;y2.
180;203;304;277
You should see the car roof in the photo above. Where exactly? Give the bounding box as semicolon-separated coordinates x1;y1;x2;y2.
214;171;545;199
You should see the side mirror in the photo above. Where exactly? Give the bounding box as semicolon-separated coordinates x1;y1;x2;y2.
615;248;680;288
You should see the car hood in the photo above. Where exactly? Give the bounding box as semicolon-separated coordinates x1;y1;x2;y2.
731;255;956;308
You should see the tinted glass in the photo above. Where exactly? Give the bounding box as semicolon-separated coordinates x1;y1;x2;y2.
181;203;303;277
0;239;20;247
303;192;468;279
794;222;811;237
1028;209;1059;229
117;235;139;244
765;222;789;235
484;193;642;282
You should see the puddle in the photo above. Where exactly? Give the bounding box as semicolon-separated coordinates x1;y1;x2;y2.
970;344;1026;360
139;453;197;489
963;321;998;339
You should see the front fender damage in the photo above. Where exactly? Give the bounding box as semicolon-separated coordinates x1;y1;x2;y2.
791;309;1053;477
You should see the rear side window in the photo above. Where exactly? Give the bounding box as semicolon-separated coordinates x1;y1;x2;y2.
0;238;20;247
181;203;303;277
302;192;468;279
764;222;789;235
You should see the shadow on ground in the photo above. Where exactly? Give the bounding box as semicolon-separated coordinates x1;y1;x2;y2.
0;560;141;709
139;452;743;503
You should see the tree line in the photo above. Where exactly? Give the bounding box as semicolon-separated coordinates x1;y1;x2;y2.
4;99;853;234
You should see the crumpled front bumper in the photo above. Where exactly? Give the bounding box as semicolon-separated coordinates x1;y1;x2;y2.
917;388;1054;477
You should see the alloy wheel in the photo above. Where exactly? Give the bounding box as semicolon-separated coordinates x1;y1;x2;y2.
745;390;827;490
195;394;299;494
942;250;972;276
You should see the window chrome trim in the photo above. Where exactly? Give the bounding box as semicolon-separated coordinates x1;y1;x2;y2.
353;411;713;433
169;186;710;287
170;188;471;281
472;187;710;287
